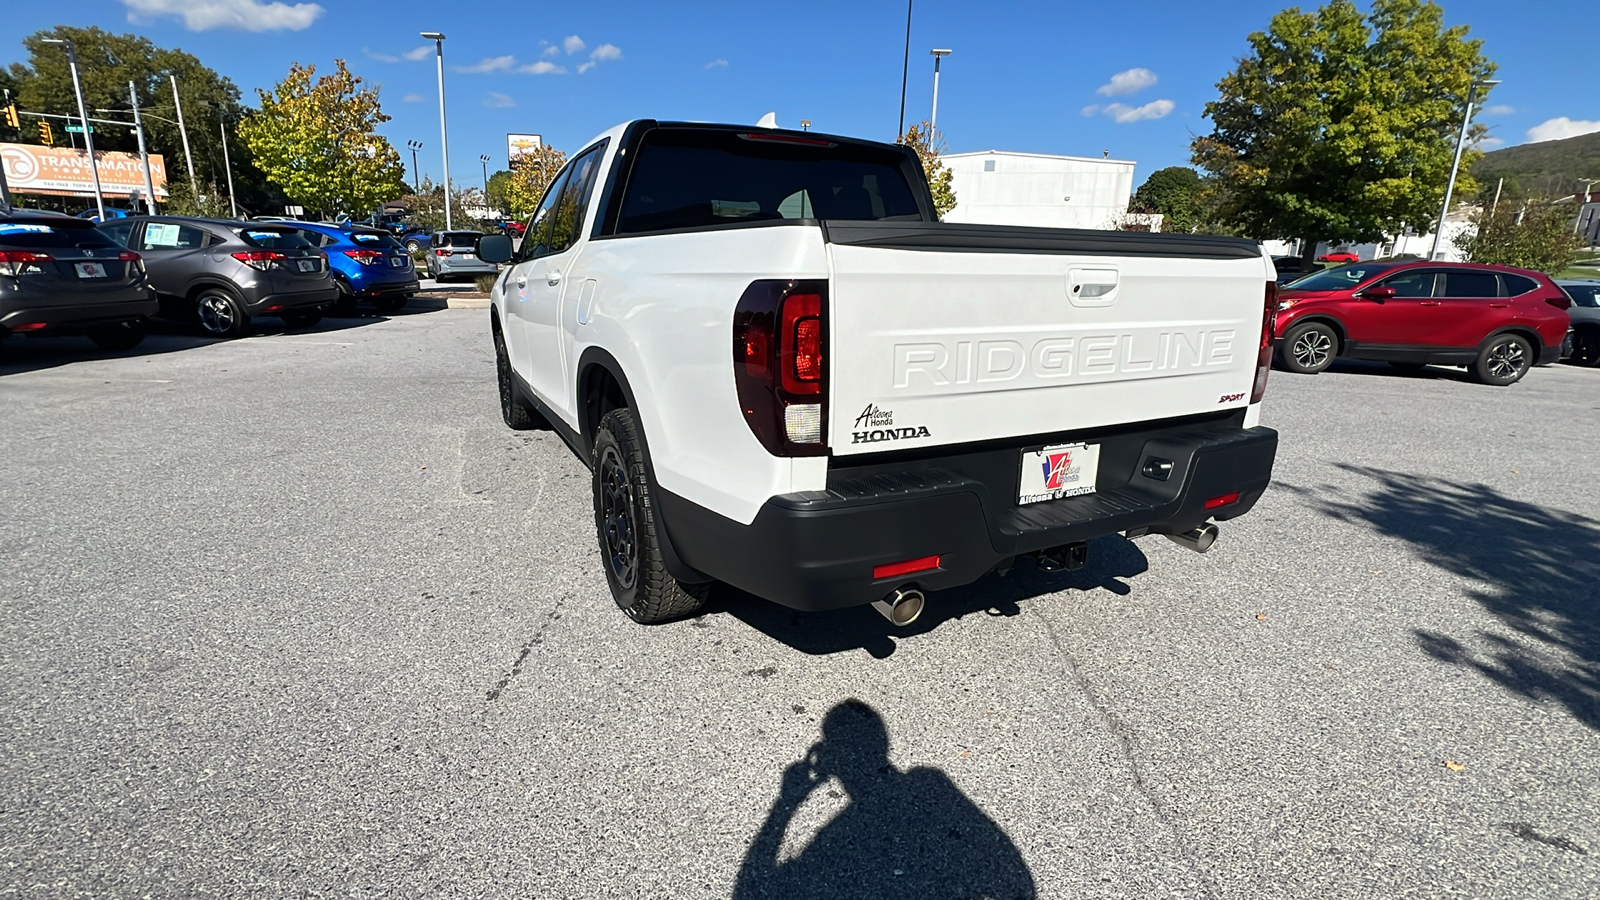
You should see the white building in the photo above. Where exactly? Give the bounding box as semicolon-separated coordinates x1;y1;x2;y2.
942;150;1135;230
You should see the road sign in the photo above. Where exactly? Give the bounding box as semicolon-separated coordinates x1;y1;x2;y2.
65;125;94;134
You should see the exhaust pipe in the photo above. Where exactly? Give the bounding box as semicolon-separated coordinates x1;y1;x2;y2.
1166;523;1219;553
872;587;926;627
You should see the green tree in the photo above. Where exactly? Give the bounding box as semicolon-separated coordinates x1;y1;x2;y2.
498;145;568;220
8;25;277;212
237;59;405;217
900;121;957;219
1454;201;1583;274
1132;166;1205;233
1192;0;1496;261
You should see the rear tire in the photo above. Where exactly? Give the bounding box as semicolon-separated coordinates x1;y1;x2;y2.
1278;321;1337;374
1473;334;1532;385
196;288;249;338
494;327;541;431
592;408;709;624
88;322;145;351
280;310;322;329
1569;327;1600;367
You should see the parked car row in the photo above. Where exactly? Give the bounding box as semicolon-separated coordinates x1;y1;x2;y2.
1;211;423;350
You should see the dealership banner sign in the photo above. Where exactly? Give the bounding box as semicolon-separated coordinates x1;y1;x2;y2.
506;133;542;161
0;143;168;199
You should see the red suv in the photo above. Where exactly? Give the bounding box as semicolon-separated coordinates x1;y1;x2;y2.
1274;262;1572;385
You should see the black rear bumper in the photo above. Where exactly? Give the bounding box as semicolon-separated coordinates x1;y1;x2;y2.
1;294;158;335
661;415;1278;611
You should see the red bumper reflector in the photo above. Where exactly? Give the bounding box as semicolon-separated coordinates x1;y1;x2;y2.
1204;492;1240;510
13;322;47;332
873;555;941;580
265;305;285;312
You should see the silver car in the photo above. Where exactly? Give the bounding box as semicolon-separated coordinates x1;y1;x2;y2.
424;230;498;281
1557;280;1600;366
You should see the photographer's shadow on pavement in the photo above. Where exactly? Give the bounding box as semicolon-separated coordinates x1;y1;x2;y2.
734;700;1036;900
708;534;1149;658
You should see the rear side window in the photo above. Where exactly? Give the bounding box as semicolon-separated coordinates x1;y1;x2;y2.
1500;274;1539;296
349;231;400;249
239;228;314;250
440;231;483;248
1441;271;1500;298
547;143;606;256
616;128;923;235
98;220;136;246
0;221;115;249
142;223;209;250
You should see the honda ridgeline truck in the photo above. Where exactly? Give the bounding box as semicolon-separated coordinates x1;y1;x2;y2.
478;121;1279;626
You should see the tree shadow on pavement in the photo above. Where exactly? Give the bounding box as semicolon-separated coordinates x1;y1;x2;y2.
706;534;1149;658
1286;465;1600;729
733;699;1036;900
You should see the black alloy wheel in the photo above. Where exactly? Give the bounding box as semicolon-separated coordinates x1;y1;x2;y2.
196;288;249;338
494;328;539;430
598;442;639;594
1473;334;1532;386
1279;321;1337;374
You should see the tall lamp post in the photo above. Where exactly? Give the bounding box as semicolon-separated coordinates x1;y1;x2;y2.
1431;78;1501;260
479;154;492;220
43;37;105;219
929;48;952;132
407;140;423;192
421;32;453;231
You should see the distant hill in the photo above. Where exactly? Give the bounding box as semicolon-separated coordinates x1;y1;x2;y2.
1473;130;1600;198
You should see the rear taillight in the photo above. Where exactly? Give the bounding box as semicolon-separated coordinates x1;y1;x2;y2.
733;280;828;456
435;248;452;257
0;250;52;277
344;249;384;266
118;250;145;275
1546;294;1572;310
1251;281;1277;404
231;250;285;271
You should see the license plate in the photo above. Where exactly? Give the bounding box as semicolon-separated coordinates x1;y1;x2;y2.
74;261;107;278
1018;442;1100;504
388;256;407;267
455;252;475;259
296;259;317;272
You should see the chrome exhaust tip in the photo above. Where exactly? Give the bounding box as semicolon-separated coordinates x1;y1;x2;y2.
1166;523;1219;553
871;587;926;627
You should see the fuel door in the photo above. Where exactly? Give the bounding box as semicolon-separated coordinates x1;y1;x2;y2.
1067;266;1119;308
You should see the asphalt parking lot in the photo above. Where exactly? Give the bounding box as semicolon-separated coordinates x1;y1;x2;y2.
3;308;1597;899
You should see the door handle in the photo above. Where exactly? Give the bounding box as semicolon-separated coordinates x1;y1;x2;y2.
547;270;562;286
1489;302;1508;308
514;273;527;287
1420;301;1442;306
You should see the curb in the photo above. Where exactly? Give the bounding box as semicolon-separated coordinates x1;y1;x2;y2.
445;297;491;309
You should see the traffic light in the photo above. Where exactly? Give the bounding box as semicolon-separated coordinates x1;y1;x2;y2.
1;104;18;129
37;120;53;146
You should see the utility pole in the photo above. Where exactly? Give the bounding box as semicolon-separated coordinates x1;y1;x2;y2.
170;75;200;208
407;140;423;192
129;81;157;215
1431;79;1500;260
219;117;237;218
422;32;453;231
479;154;492;219
44;38;104;219
929;49;951;133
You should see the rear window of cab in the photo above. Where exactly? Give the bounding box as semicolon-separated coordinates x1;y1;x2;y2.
240;228;316;250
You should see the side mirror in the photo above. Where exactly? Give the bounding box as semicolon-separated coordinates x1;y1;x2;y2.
477;233;514;264
1362;286;1396;301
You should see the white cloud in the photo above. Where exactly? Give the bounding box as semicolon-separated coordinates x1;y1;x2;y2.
454;55;516;74
705;58;729;69
1080;104;1100;117
1102;99;1175;123
402;45;432;61
589;43;622;62
402;93;425;103
577;61;596;75
1473;135;1505;149
518;60;568;76
121;0;322;31
542;45;561;58
1096;67;1157;97
484;92;516;108
563;35;586;55
364;48;399;63
1526;117;1600;143
1483;104;1515;116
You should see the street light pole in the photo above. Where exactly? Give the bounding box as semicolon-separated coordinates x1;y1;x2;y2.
219;116;237;218
169;75;201;208
129;81;157;214
422;32;453;231
479;154;491;219
44;38;104;219
929;49;951;133
407;140;423;192
1431;78;1501;260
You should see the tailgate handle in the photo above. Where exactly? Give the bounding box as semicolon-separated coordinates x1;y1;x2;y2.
1067;266;1119;307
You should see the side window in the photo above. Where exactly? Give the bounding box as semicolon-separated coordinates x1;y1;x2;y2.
1500;274;1538;296
140;223;207;250
777;190;814;218
1377;270;1437;298
547;144;605;256
98;220;135;246
1441;271;1500;298
519;167;572;261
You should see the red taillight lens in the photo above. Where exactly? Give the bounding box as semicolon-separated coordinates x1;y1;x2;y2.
118;249;145;275
1251;280;1277;404
873;555;941;580
1205;492;1241;509
1546;294;1572;310
0;250;53;276
344;249;384;266
435;248;452;257
12;321;48;332
231;250;285;271
733;280;829;457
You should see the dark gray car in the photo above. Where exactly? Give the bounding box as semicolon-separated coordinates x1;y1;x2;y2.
97;216;338;337
1;212;157;352
1557;280;1600;366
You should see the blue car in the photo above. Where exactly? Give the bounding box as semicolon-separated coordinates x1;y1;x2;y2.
291;221;419;313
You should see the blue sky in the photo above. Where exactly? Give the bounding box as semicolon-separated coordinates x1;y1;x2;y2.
4;0;1594;191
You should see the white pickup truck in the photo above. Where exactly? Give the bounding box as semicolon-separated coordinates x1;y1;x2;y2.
477;120;1278;626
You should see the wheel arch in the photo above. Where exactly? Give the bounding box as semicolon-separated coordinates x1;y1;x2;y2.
184;278;246;303
1479;325;1543;354
1286;314;1348;354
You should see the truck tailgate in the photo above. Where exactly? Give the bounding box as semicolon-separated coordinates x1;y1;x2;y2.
824;222;1270;455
